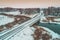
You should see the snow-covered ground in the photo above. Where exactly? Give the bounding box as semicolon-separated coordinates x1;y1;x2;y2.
42;27;60;39
0;11;21;15
8;26;35;40
54;18;60;21
20;14;38;18
40;13;60;25
0;15;14;25
8;26;60;40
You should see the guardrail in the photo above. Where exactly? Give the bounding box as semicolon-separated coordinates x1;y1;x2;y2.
0;13;42;40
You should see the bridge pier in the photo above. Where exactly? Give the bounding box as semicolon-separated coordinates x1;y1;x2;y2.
35;20;40;25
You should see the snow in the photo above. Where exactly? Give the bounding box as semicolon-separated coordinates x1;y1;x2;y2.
0;11;20;15
8;26;60;40
54;18;60;21
0;15;14;25
21;14;38;18
42;27;60;39
1;12;59;40
5;11;20;15
9;26;34;40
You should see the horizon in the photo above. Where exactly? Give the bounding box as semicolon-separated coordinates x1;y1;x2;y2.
0;0;60;8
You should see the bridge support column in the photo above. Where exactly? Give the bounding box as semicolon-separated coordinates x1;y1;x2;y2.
36;20;40;25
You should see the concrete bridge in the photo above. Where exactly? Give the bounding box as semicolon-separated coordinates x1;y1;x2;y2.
0;13;42;40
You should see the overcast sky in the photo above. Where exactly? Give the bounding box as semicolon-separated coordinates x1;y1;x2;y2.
0;0;60;8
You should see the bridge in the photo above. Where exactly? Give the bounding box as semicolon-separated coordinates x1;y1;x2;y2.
0;13;42;40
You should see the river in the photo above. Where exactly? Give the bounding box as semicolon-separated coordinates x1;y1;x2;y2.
39;23;60;34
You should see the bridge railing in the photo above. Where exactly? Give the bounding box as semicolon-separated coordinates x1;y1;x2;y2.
0;13;42;40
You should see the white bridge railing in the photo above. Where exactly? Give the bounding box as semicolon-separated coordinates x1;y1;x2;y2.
0;13;42;40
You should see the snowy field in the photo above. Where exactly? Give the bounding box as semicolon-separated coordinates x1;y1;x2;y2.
0;11;20;15
54;18;60;21
8;26;34;40
0;15;14;26
42;27;60;39
8;26;60;40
